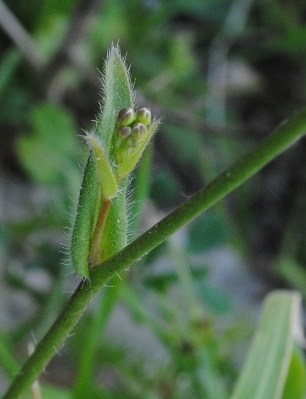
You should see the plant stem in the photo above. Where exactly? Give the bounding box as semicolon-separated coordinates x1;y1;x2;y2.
3;107;306;399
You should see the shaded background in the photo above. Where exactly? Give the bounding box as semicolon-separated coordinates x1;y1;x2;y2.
1;0;306;397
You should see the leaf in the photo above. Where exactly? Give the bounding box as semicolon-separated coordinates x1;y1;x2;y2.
282;344;306;399
24;384;70;399
17;104;79;185
187;212;229;253
0;331;19;378
230;290;305;399
70;156;99;278
197;280;232;314
277;257;306;297
0;49;21;100
96;45;134;151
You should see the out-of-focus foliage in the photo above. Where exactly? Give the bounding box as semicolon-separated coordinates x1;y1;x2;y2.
231;291;306;399
17;104;82;187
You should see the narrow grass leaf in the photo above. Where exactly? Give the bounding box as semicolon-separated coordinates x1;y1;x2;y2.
230;291;304;399
281;343;306;399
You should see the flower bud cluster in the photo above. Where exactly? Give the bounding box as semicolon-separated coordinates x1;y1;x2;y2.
115;107;152;163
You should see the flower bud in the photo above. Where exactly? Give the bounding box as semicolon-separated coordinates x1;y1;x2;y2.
118;126;132;138
126;135;138;148
115;127;131;151
132;123;147;139
116;108;135;128
135;108;151;126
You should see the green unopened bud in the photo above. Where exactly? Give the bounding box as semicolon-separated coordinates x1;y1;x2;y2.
135;108;151;126
116;120;159;181
132;123;147;139
126;135;138;148
116;108;135;128
116;139;131;163
114;126;132;150
115;124;146;163
118;126;132;138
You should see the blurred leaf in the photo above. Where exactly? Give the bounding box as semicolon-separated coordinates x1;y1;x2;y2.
40;0;76;16
168;32;196;81
16;103;80;186
24;384;70;398
277;257;306;297
230;291;305;399
92;0;128;51
144;271;179;292
36;15;71;58
282;344;306;399
0;85;31;125
163;125;203;166
0;50;21;100
144;268;208;293
187;212;229;253
197;347;228;399
151;168;180;206
0;331;20;378
260;27;306;56
163;0;231;20
196;281;232;314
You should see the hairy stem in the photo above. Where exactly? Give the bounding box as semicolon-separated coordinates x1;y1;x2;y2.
3;107;306;399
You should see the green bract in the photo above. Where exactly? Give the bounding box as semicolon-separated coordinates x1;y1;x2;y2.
71;45;159;278
84;132;118;200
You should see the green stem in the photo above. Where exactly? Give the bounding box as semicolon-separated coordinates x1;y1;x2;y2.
0;331;20;378
4;107;306;399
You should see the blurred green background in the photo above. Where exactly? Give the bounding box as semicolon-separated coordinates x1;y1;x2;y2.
1;0;306;397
